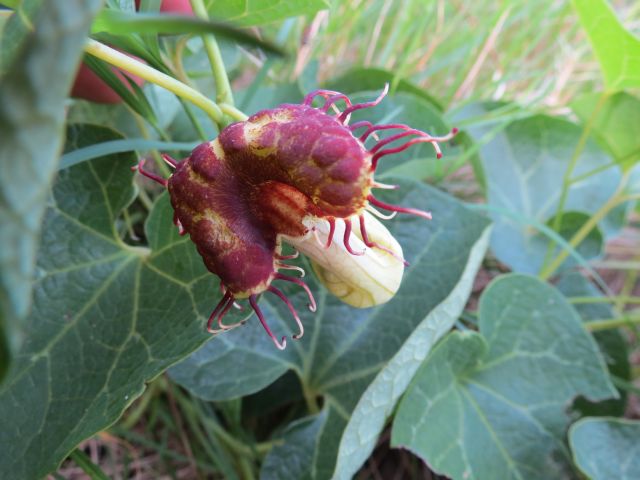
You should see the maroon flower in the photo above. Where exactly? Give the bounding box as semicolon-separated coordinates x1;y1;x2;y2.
134;86;456;349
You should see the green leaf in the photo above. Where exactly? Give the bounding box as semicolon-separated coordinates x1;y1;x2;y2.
204;0;329;27
60;138;198;170
0;0;102;382
325;67;443;112
0;1;20;9
92;10;284;55
542;211;605;270
170;177;491;478
569;417;640;480
331;223;491;480
0;0;38;73
572;92;640;169
0;124;238;479
261;412;328;480
456;108;622;274
572;0;640;91
557;273;630;417
391;274;617;480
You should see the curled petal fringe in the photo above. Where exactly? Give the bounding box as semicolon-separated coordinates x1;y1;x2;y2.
367;194;432;220
274;273;317;312
250;295;286;350
268;285;304;340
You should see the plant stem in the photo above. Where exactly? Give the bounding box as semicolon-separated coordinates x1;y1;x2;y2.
586;311;640;331
541;91;609;269
69;449;110;480
615;252;640;315
189;0;234;106
221;103;248;121
84;38;224;125
119;379;160;429
611;376;640;396
539;170;631;280
302;384;320;414
569;296;640;305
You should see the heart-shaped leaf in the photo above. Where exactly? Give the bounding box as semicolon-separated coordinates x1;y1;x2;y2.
569;417;640;480
557;273;630;417
453;107;622;274
0;124;238;479
391;274;617;480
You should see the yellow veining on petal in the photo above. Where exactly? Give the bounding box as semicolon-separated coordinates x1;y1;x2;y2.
209;138;226;162
285;211;404;308
242;110;292;158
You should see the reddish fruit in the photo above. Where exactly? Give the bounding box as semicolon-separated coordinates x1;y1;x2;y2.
70;60;145;104
134;87;457;349
72;0;192;104
135;0;193;14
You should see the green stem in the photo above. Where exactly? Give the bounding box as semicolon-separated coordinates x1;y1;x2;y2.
69;449;110;480
84;38;224;125
302;384;320;414
615;252;640;314
620;192;640;203
611;376;640;395
541;91;609;269
189;0;234;106
221;103;248;121
589;260;640;270
569;160;618;184
539;171;631;280
119;379;160;429
569;296;640;305
137;187;154;211
585;312;640;331
199;413;256;458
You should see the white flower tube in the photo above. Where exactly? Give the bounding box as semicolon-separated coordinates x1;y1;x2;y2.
286;211;405;308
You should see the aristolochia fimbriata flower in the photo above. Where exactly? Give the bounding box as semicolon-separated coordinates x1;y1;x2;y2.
134;85;457;349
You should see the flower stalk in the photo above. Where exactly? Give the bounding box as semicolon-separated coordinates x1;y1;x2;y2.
189;0;234;106
83;39;247;127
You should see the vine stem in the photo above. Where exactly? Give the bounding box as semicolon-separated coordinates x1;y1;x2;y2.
189;0;235;106
302;384;320;414
83;39;246;126
552;92;609;226
541;91;609;270
539;171;633;280
586;312;640;331
569;296;640;305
